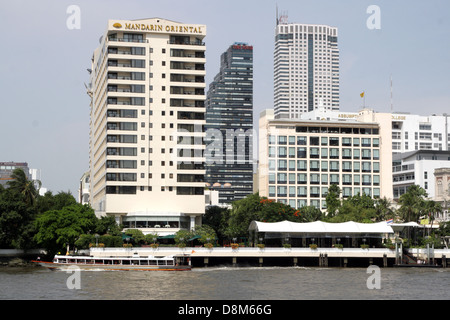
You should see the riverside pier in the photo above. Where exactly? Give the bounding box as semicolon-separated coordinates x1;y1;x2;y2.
90;247;449;268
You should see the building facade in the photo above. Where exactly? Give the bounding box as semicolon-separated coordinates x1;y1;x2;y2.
205;43;253;204
434;168;450;221
258;108;393;210
393;150;450;200
274;21;339;119
0;162;31;187
391;113;450;153
88;18;207;235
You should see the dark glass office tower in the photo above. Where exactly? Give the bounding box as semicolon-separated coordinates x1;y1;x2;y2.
205;43;253;204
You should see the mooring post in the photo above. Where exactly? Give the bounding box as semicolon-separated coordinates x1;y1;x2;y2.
383;253;387;267
259;257;263;267
293;257;298;267
443;255;447;268
232;257;237;267
324;253;328;267
204;257;209;267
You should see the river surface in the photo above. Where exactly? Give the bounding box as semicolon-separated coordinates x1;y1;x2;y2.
1;265;449;300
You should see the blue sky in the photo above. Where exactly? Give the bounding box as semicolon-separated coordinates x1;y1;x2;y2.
0;0;449;195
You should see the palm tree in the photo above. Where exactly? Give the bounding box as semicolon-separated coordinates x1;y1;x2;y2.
7;168;40;206
374;197;395;222
397;185;428;223
424;200;443;236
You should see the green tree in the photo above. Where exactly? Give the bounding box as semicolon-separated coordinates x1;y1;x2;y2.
34;204;97;256
7;168;40;207
325;184;341;217
202;205;230;244
374;197;395;222
0;184;37;249
193;225;217;245
398;185;428;222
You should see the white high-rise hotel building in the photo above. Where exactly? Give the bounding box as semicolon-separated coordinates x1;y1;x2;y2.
88;18;206;234
274;18;339;119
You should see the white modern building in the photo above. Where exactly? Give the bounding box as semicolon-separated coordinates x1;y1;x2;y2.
391;112;450;153
393;150;450;200
274;19;339;119
258;108;393;210
87;18;207;235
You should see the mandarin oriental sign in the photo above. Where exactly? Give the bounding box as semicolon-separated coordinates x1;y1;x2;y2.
113;21;204;34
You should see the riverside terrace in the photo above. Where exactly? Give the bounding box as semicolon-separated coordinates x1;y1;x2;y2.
90;246;449;268
88;221;449;268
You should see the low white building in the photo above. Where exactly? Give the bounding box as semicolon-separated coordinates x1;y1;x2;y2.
393;150;450;200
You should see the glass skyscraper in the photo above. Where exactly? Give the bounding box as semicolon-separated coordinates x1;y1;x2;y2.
205;43;254;204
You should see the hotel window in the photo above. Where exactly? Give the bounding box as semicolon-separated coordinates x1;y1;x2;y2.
321;174;328;185
373;162;380;173
277;186;287;197
310;160;320;171
329;137;339;146
342;137;351;146
321;161;328;172
289;136;296;145
269;173;275;184
277;173;287;184
269;147;276;157
297;173;307;184
310;174;320;184
321;148;328;158
373;138;379;147
353;149;360;159
330;174;339;184
321;137;328;146
343;174;352;185
310;148;319;158
289;173;296;184
362;149;371;159
289;160;296;171
342;148;352;159
362;162;371;173
269;135;276;145
289;147;296;158
373;175;380;186
373;149;380;160
321;187;329;197
269;160;276;171
297;147;307;158
269;186;276;197
330;161;339;172
297;186;307;197
373;188;380;198
310;186;320;197
353;138;360;146
310;136;320;145
297;160;307;171
329;148;339;159
278;136;287;145
278;147;287;157
297;136;307;145
278;160;287;171
362;175;371;186
343;187;352;198
354;174;360;185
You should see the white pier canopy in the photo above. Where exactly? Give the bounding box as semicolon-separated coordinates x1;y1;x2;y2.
249;220;394;247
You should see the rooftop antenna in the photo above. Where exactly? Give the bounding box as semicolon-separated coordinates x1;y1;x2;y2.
276;5;288;25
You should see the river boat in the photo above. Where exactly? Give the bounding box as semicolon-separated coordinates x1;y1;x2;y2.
32;254;191;271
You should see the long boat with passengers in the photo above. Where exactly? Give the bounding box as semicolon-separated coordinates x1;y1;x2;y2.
32;254;191;271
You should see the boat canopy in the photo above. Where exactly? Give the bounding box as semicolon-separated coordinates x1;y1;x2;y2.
249;220;394;236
